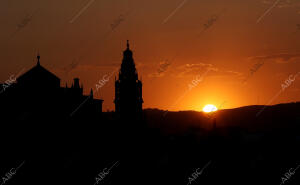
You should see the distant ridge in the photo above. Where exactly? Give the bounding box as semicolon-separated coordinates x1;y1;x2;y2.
141;102;300;134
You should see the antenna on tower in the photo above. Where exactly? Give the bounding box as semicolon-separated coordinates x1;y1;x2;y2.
37;52;40;66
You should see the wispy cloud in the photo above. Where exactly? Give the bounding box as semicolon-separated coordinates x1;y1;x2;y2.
250;53;300;63
175;63;218;77
53;63;119;78
171;62;242;79
74;63;120;71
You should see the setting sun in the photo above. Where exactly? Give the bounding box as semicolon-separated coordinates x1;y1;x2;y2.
203;104;218;113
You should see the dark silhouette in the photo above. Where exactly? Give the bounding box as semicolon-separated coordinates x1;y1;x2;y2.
0;42;299;185
114;40;143;121
0;54;103;122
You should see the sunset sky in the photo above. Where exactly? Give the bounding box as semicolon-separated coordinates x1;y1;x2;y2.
1;0;300;111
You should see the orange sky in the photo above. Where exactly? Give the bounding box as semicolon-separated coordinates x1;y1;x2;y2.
1;0;300;111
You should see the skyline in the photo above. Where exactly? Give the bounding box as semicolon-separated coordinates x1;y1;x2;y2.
1;0;300;111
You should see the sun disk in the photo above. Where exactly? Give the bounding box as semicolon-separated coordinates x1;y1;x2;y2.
203;104;218;113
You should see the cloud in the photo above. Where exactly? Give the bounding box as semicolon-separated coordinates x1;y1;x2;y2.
53;63;120;75
224;70;243;76
74;64;119;71
175;63;218;77
250;53;300;63
173;63;242;78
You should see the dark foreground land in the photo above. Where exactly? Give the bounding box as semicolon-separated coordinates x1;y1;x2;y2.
0;102;300;185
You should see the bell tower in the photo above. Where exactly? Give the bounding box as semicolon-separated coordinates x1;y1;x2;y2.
114;40;143;119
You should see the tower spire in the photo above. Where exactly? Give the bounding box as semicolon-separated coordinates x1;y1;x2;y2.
37;52;40;66
127;40;129;49
90;88;93;98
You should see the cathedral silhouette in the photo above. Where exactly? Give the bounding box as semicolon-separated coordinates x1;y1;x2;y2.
1;41;300;185
0;41;142;122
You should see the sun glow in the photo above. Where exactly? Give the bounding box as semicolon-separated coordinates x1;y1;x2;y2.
203;104;218;113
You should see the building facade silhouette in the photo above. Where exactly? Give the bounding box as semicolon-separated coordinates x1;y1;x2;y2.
0;54;103;121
